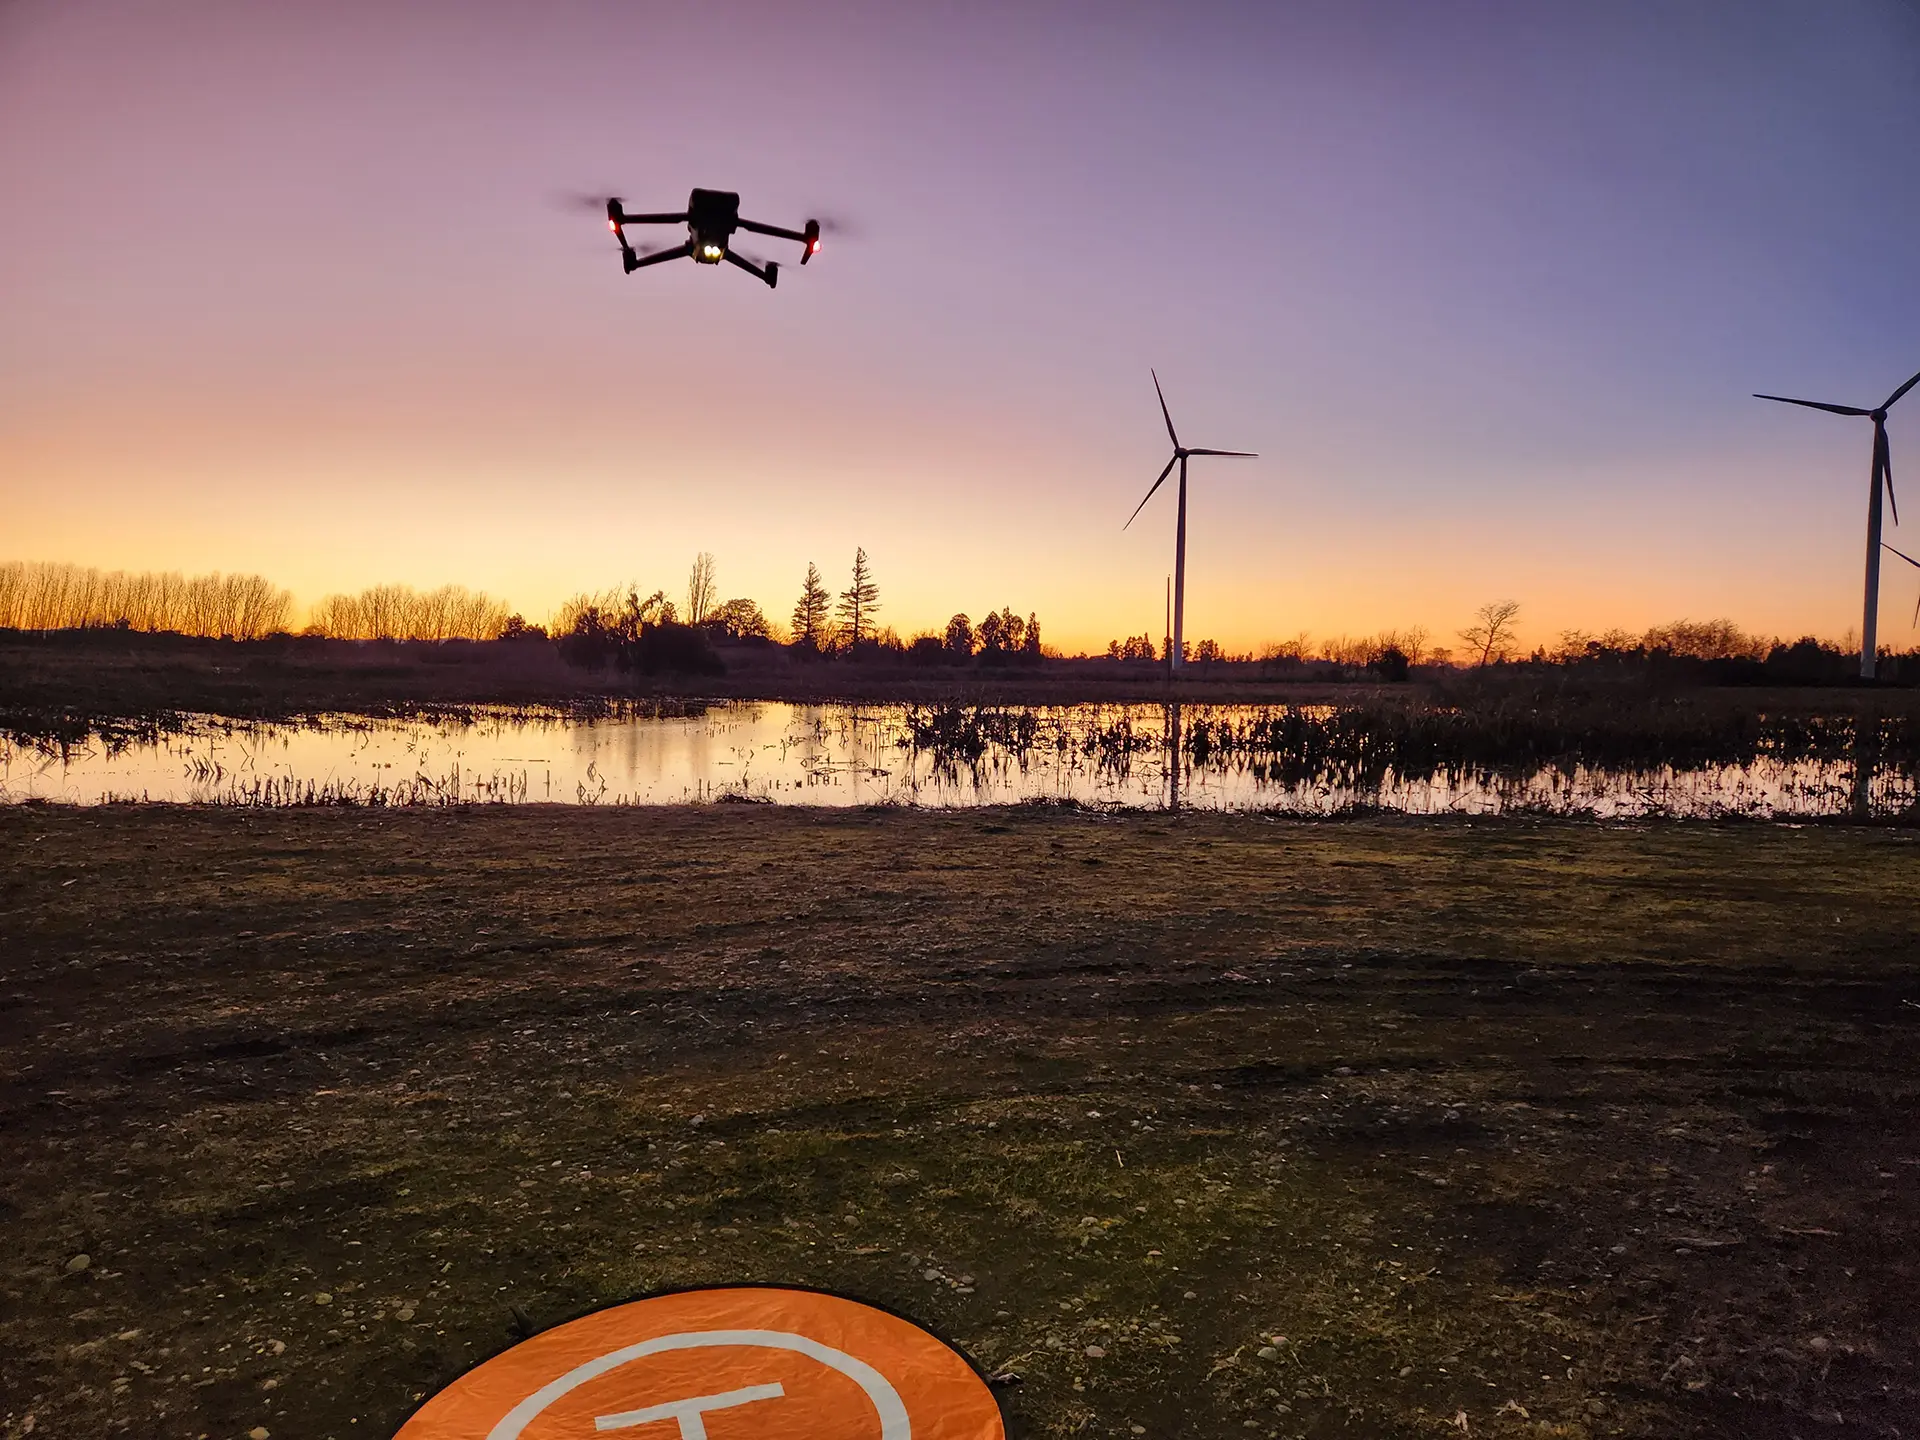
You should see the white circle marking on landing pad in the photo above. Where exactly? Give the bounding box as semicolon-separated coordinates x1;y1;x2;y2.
484;1327;912;1440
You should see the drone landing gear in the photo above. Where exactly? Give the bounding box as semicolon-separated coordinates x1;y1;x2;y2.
722;251;779;289
623;242;694;274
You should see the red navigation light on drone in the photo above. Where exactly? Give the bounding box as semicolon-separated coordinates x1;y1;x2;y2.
590;187;825;290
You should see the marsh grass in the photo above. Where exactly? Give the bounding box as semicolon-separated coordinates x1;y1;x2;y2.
900;699;1920;813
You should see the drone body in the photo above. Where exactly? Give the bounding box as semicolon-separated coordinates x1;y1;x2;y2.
605;188;820;288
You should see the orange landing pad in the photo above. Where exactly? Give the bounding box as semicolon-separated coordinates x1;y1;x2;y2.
394;1286;1006;1439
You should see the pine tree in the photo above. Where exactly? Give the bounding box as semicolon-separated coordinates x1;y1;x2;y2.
837;547;879;653
790;562;830;651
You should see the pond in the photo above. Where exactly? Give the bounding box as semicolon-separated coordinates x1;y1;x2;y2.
1;701;1912;818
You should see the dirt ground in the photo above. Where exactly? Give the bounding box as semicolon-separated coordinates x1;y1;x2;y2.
3;806;1919;1440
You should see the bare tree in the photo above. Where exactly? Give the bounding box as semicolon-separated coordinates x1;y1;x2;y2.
1458;599;1523;667
1385;625;1431;666
0;560;291;637
307;583;509;640
686;552;718;626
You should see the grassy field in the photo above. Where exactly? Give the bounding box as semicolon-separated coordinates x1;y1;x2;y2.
3;807;1919;1439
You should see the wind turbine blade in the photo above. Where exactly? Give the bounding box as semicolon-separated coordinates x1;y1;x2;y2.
1881;426;1899;526
1873;545;1920;626
1185;448;1258;458
1896;541;1920;625
1882;367;1920;411
1150;369;1180;449
1752;393;1872;417
1124;454;1179;530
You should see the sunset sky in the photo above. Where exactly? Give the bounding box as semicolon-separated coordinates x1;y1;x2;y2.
5;0;1920;653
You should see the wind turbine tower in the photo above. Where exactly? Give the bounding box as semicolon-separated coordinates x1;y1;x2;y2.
1125;371;1256;672
1755;366;1920;679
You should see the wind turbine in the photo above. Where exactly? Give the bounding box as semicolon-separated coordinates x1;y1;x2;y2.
1887;543;1920;629
1754;366;1920;679
1123;371;1255;672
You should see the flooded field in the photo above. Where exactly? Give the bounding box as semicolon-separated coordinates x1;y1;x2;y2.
3;701;1915;818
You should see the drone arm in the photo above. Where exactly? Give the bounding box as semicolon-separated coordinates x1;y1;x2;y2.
722;250;779;288
624;242;693;274
613;211;689;227
736;217;821;263
734;218;799;241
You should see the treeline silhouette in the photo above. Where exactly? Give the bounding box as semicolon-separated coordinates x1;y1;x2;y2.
549;550;1052;675
0;562;514;642
550;587;724;675
0;561;292;639
1100;626;1438;675
306;584;511;642
7;553;1916;686
1098;614;1919;686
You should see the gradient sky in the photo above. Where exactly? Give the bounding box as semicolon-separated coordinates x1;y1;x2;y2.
5;0;1920;653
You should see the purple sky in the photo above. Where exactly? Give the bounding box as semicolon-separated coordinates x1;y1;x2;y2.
4;0;1919;650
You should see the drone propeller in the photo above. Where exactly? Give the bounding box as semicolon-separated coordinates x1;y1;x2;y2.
794;212;857;263
553;190;623;214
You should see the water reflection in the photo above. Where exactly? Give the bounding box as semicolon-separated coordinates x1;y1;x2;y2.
1167;701;1183;812
1852;710;1878;823
1;701;1914;819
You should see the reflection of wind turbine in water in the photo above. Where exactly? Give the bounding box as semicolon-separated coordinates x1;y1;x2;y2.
1754;366;1920;679
1165;702;1184;811
1125;372;1256;673
1887;543;1920;628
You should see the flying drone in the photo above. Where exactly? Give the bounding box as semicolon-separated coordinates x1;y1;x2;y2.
601;188;821;288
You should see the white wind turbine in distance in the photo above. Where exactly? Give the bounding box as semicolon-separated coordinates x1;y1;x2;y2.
1124;371;1256;673
1754;366;1920;679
